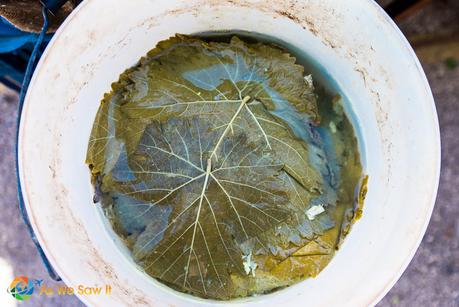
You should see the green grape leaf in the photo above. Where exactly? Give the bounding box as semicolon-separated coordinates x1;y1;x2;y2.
87;35;333;300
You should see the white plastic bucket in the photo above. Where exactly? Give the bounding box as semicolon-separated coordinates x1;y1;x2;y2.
18;0;441;306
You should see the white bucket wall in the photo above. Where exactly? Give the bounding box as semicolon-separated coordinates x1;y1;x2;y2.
18;0;440;306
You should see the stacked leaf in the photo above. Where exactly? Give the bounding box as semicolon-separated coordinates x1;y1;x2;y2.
87;36;338;300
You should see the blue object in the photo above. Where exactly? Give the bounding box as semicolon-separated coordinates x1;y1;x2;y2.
0;17;53;54
0;18;51;89
0;0;69;53
13;6;62;281
0;1;66;88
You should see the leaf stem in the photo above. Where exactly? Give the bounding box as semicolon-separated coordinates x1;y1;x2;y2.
210;96;251;160
184;158;212;287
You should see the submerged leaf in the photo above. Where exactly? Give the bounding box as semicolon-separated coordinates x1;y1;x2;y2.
87;35;363;300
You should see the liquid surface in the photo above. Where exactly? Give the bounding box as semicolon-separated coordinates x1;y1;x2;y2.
86;34;366;300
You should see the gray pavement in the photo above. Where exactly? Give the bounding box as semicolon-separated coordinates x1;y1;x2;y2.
378;2;459;306
0;1;458;306
378;57;459;307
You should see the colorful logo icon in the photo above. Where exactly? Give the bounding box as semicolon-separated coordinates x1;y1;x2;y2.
7;276;41;301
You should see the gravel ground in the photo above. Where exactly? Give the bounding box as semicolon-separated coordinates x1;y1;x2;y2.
378;2;459;306
377;59;459;307
0;1;458;306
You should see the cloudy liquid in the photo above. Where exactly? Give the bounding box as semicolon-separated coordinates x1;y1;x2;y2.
95;32;368;299
197;31;366;248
